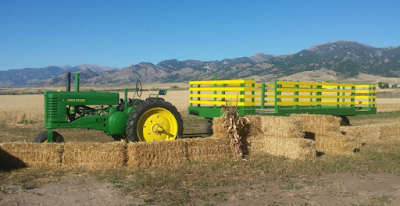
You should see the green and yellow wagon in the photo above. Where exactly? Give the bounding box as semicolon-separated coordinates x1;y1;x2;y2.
188;79;377;129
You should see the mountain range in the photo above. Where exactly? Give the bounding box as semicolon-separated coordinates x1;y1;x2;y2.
1;40;400;87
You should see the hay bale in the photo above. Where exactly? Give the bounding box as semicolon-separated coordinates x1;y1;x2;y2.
378;123;400;140
313;132;360;155
250;135;316;160
186;137;234;161
62;141;126;169
127;140;188;167
0;142;62;169
291;114;341;135
243;115;263;136
212;117;228;137
264;137;316;160
260;116;304;138
246;138;266;155
341;125;380;143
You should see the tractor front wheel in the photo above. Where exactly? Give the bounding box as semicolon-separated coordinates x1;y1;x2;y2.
126;99;183;142
34;131;65;143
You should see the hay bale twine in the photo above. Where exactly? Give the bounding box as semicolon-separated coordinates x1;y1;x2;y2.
127;140;188;167
313;132;360;155
62;141;126;169
186;137;234;162
291;114;341;135
0;142;63;169
260;116;304;138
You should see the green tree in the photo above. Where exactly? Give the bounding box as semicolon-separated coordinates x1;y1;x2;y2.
378;81;384;89
393;83;398;89
383;83;389;89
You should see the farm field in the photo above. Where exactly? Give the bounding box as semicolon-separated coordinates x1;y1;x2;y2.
1;88;400;205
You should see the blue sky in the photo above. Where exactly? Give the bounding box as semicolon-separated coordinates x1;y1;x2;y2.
0;0;399;70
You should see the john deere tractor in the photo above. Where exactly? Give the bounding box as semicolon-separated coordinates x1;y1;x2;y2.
35;72;183;143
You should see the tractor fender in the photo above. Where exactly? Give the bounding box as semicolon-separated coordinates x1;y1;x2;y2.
107;111;128;135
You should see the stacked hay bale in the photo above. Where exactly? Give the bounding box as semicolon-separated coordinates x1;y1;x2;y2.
186;137;234;161
0;142;62;169
239;116;316;160
62;141;126;169
260;116;315;160
126;140;188;167
291;114;360;155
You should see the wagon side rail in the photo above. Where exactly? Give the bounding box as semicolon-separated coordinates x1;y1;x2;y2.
273;81;376;114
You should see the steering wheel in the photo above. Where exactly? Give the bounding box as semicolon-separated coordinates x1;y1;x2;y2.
135;80;142;97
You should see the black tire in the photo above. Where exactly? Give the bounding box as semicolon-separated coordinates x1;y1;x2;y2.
205;119;213;134
126;99;183;142
34;131;65;143
340;116;350;126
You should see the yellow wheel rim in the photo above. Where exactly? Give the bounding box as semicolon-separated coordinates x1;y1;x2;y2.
137;107;178;142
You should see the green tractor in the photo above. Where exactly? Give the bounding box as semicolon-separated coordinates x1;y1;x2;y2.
35;72;183;143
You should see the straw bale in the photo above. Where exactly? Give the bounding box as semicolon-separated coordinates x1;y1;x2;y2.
341;125;380;143
291;114;341;135
263;137;316;160
0;142;63;169
127;140;188;167
260;116;304;138
243;115;263;136
246;138;266;155
212;117;228;137
249;135;316;160
313;132;360;155
186;137;234;161
62;141;126;169
378;122;400;140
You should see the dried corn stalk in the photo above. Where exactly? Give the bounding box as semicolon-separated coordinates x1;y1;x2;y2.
221;100;248;157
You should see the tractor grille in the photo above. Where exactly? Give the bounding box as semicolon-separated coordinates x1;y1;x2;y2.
47;98;59;119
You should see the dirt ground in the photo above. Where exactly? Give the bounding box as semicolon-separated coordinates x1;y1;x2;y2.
0;173;399;206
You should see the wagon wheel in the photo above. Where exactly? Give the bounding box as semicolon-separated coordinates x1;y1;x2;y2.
340;116;350;126
34;131;65;143
126;99;183;142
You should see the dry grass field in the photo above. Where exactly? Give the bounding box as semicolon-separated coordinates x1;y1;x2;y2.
1;86;400;205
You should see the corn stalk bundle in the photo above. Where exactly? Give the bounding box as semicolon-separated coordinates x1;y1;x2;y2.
218;101;249;158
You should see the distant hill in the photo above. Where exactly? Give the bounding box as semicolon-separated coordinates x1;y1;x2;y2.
1;40;400;87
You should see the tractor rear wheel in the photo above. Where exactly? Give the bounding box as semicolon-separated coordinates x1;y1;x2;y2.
126;99;183;142
34;131;65;143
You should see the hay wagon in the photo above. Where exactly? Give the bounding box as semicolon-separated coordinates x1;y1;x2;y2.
188;79;377;130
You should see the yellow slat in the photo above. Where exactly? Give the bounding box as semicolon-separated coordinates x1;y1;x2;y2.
277;88;354;93
189;100;254;106
277;101;355;106
356;96;377;99
277;95;354;99
189;94;261;98
355;90;375;93
189;87;261;92
189;80;255;85
277;81;356;87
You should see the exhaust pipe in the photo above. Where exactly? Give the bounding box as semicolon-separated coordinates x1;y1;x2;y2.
66;72;71;92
